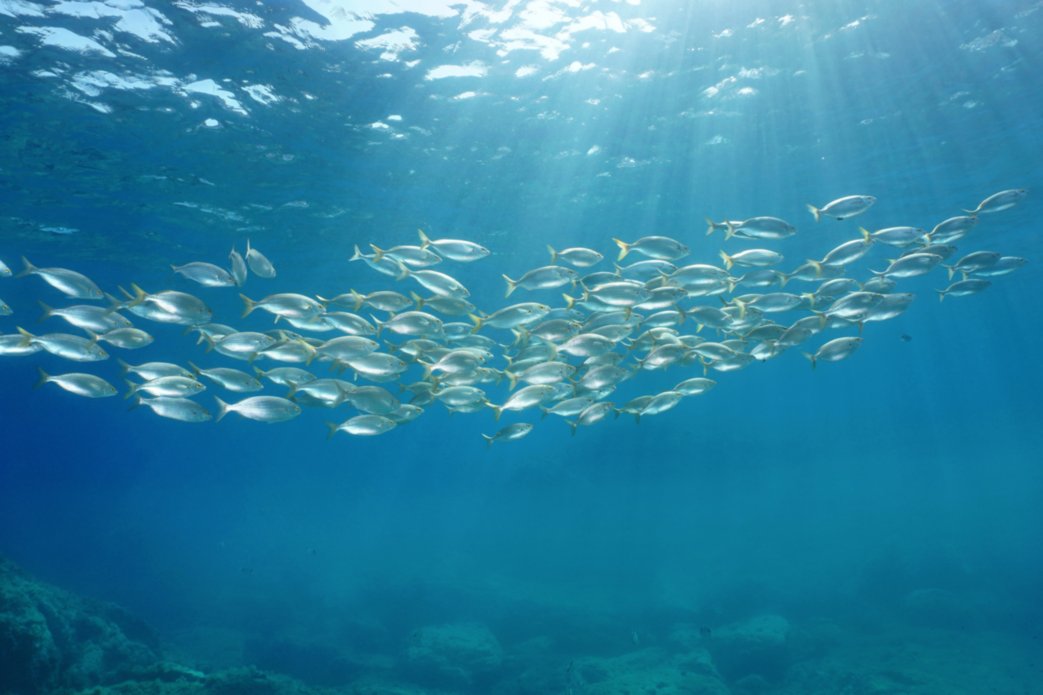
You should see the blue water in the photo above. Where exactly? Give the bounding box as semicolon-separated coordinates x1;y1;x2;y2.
2;1;1043;692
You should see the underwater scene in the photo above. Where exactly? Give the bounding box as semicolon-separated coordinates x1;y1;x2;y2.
1;0;1042;693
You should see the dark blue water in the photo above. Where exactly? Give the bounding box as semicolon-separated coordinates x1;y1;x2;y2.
2;1;1042;692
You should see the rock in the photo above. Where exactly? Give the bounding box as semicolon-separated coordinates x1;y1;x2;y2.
405;622;503;687
569;647;730;695
0;556;162;694
708;614;790;684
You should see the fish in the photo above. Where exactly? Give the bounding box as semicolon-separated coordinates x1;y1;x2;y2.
327;414;397;437
973;256;1026;277
937;278;990;301
370;243;442;268
470;303;550;331
245;240;277;278
126;375;205;399
612;236;689;262
481;422;533;446
873;253;943;279
674;377;716;396
375;311;444;338
568;401;615;434
807;195;876;222
94;327;154;350
350;244;407;278
417;229;490;262
136;396;212;423
803;336;862;368
38;302;131;332
118;360;194;380
229;247;248;286
964;189;1027;215
188;363;263;392
862;226;928;247
35;368;116;398
547;245;604;268
503;266;577;297
240;293;324;319
127;284;212;325
18;257;104;299
214;395;301;423
722;217;796;240
489;384;556;420
719;249;783;270
172;262;236;288
0;334;43;357
929;216;978;244
402;268;470;298
16;327;108;362
819;237;874;267
944;251;1001;280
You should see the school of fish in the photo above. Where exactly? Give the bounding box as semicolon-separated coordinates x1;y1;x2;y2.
0;189;1029;445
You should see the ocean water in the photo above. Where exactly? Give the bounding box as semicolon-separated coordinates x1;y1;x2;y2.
1;1;1042;693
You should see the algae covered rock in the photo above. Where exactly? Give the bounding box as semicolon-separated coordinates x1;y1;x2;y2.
707;613;790;684
569;647;730;695
0;556;162;694
405;622;503;687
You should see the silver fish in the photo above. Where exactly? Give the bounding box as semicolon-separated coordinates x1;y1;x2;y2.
245;239;277;278
36;368;116;398
417;229;490;262
137;396;212;423
937;278;990;301
229;247;248;286
214;395;301;423
807;195;876;222
18;257;103;299
548;245;603;268
964;188;1027;215
613;235;689;262
803;337;862;368
328;414;397;437
16;328;108;362
172;262;236;287
481;422;533;446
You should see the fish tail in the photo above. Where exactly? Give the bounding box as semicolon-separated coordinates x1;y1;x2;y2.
944;265;955;281
128;395;143;412
420;361;434;379
349;245;365;262
393;260;409;281
489;403;504;421
547;244;558;263
481;434;494;448
724;222;736;240
410;291;425;309
859;227;872;243
807;259;824;277
719;250;733;270
34;367;49;390
502;274;517;298
562;293;576;310
369;244;385;262
37;300;53;322
807;204;821;222
802;352;816;369
116;358;132;374
187;361;202;377
613;238;630;262
347;289;364;311
568;420;578;436
17;256;36;278
733;298;746;319
239;293;257;318
325;422;339;441
417;228;430;249
468;313;484;333
961;207;979;217
774;270;788;288
936;289;946;302
213;396;230;423
504;370;518;390
16;326;34;347
246;238;252;256
123;379;139;400
705;217;717;236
